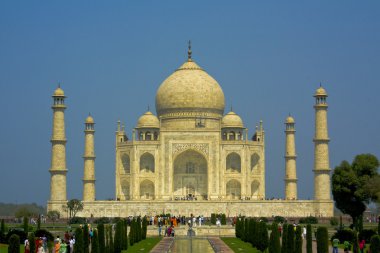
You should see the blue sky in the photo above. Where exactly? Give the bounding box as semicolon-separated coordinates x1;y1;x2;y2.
0;1;379;205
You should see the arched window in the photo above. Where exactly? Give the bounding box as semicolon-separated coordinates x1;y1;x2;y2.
226;179;241;199
146;131;152;140
121;154;130;174
251;153;260;172
140;153;155;173
226;152;241;173
229;131;236;140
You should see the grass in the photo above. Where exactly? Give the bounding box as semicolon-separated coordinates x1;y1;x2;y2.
221;237;261;253
121;237;162;253
0;243;24;253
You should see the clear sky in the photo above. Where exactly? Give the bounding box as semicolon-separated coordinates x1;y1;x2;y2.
0;1;379;206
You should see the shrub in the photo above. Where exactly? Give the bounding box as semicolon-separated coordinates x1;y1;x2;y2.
370;235;380;253
274;216;286;224
23;217;29;234
211;213;216;225
94;217;111;224
98;223;105;253
295;225;303;253
69;217;87;224
83;224;90;253
287;224;295;253
316;227;328;253
114;220;123;252
359;229;377;242
28;232;36;253
74;227;84;253
257;221;269;252
6;229;27;243
299;216;318;224
91;229;99;253
8;234;20;253
243;218;249;242
306;224;312;253
269;222;281;253
142;217;147;240
34;229;54;242
330;217;339;226
331;228;355;244
221;213;227;225
281;224;288;253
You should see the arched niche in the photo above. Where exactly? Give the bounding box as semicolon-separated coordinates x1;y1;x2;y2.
226;179;241;200
121;154;130;174
140;152;154;173
121;180;130;200
173;150;207;200
251;153;260;172
226;152;241;173
251;180;260;200
140;180;155;200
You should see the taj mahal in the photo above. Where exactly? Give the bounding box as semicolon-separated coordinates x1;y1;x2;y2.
47;45;334;218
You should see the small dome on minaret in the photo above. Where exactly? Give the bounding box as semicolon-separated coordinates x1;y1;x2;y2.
314;86;327;97
285;115;295;124
85;115;94;124
53;86;65;97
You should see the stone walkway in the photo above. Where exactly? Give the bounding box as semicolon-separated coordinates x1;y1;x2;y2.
150;237;174;253
208;237;235;253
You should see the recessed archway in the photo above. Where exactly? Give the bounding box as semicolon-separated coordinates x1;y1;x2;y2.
173;150;207;200
226;179;241;200
140;180;155;200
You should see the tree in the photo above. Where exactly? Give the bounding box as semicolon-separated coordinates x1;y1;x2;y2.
108;224;114;253
8;234;20;253
332;154;379;230
370;235;380;253
15;207;33;219
91;229;99;253
47;210;60;223
306;224;313;253
83;224;90;253
142;216;147;240
295;226;303;253
97;223;105;253
1;219;5;233
316;227;328;253
114;220;123;253
37;215;41;230
281;224;288;253
257;221;269;252
269;222;281;253
28;232;36;253
23;216;29;234
123;219;128;250
66;199;84;219
74;227;84;253
287;224;295;253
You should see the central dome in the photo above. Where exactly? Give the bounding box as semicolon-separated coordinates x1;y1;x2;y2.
155;59;225;117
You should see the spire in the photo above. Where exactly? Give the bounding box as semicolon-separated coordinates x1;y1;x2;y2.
187;40;192;61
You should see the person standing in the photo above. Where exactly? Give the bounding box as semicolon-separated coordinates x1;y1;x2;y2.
343;240;350;253
332;238;340;253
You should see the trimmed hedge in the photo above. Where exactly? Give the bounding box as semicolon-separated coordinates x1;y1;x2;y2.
269;222;281;253
299;216;318;224
306;224;312;253
316;227;328;253
8;234;20;253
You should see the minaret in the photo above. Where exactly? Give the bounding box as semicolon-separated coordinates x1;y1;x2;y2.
313;85;331;200
83;114;96;201
284;115;297;200
49;86;68;202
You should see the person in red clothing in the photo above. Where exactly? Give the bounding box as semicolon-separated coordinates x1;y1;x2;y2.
359;239;365;253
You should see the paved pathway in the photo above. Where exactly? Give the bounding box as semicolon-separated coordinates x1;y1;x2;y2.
150;237;174;253
208;237;235;253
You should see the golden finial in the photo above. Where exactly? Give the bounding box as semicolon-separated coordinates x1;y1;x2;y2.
147;105;150;112
188;40;192;61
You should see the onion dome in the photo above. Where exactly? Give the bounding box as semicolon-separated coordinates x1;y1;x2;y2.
222;111;244;128
136;111;159;128
285;115;295;124
314;86;327;97
155;49;225;117
85;115;94;124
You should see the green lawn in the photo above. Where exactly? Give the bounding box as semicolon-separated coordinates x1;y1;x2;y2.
0;244;24;253
221;238;261;253
121;237;162;253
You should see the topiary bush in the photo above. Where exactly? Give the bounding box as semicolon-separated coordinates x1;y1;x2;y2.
274;216;286;224
269;222;281;253
316;227;328;253
331;228;355;244
8;234;20;253
221;213;227;225
257;221;269;252
370;235;380;253
74;227;84;253
330;217;339;226
359;229;377;242
211;213;216;225
295;225;303;253
83;224;90;253
6;229;27;243
69;217;87;224
281;224;288;253
28;232;36;253
287;224;295;253
299;216;318;224
306;224;312;253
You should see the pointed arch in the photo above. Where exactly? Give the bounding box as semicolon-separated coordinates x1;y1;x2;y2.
226;179;241;200
121;180;130;200
226;152;241;173
140;152;155;173
251;153;260;172
121;154;130;174
140;180;155;200
251;180;260;200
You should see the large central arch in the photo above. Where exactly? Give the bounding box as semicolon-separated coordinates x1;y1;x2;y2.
173;149;208;200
